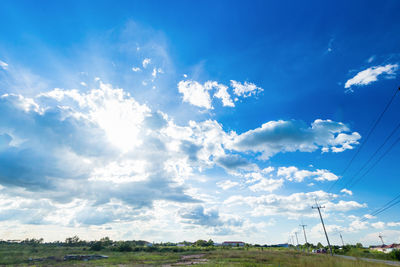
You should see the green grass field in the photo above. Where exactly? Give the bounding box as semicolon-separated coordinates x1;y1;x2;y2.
0;244;398;266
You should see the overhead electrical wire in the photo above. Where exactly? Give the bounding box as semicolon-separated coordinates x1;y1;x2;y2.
327;87;400;193
340;122;400;190
361;192;400;222
347;135;400;189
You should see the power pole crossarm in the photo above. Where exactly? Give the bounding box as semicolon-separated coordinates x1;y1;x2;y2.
312;202;333;256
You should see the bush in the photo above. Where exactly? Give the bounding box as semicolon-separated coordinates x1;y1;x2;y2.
117;242;133;252
390;250;400;261
90;241;103;251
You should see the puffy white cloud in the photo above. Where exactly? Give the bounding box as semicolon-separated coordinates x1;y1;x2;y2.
371;221;385;229
0;84;208;217
0;60;8;70
364;214;376;219
179;205;242;228
177;80;235;109
348;219;369;231
345;64;398;89
132;67;141;72
248;178;284;192
151;67;163;78
178;80;213;109
216;180;239;190
229;119;360;159
326;200;366;212
341;188;353;195
224;190;365;219
212;82;234;107
387;222;400;227
277;166;338;182
230;80;263;97
142;58;151;68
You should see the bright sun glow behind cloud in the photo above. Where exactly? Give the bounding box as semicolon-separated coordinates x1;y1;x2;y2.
87;82;150;152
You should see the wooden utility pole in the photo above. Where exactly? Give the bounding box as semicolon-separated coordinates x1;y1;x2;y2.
379;233;385;246
339;233;345;247
299;224;308;252
312;201;333;256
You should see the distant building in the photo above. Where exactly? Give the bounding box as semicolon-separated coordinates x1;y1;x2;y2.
370;244;400;253
222;241;245;247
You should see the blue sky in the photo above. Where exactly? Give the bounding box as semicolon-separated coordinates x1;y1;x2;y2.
0;0;400;245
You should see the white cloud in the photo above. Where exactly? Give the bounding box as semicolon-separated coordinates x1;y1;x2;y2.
277;166;338;182
132;67;141;72
80;82;87;87
212;82;234;107
152;67;163;78
224;190;365;219
341;188;353;195
326;200;366;212
364;214;376;219
248;178;284;192
179;205;243;229
0;60;8;70
387;222;400;227
229;119;360;159
348;220;369;231
345;64;398;89
178;80;213;109
142;58;151;68
371;221;385;229
216;180;239;190
230;80;263;97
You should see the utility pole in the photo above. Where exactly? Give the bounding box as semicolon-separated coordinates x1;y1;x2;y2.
295;232;299;247
339;233;345;247
379;233;385;246
312;201;333;256
300;224;309;252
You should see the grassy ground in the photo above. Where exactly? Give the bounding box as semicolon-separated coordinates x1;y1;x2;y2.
0;245;396;266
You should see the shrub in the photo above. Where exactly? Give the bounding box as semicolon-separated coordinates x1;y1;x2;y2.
117;242;132;252
90;241;103;251
390;250;400;261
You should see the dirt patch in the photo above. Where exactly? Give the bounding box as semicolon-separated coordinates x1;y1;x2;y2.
163;254;208;266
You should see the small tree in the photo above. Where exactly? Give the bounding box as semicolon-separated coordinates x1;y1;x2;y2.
356;243;363;249
195;240;207;247
100;237;112;246
65;235;80;246
117;242;132;252
90;241;103;251
390;250;400;261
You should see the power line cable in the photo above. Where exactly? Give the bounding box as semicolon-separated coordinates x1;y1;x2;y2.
361;195;400;222
347;135;400;189
361;193;400;222
341;122;400;190
328;87;400;193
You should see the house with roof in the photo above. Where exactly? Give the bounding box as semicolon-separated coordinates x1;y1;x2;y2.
370;244;400;253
